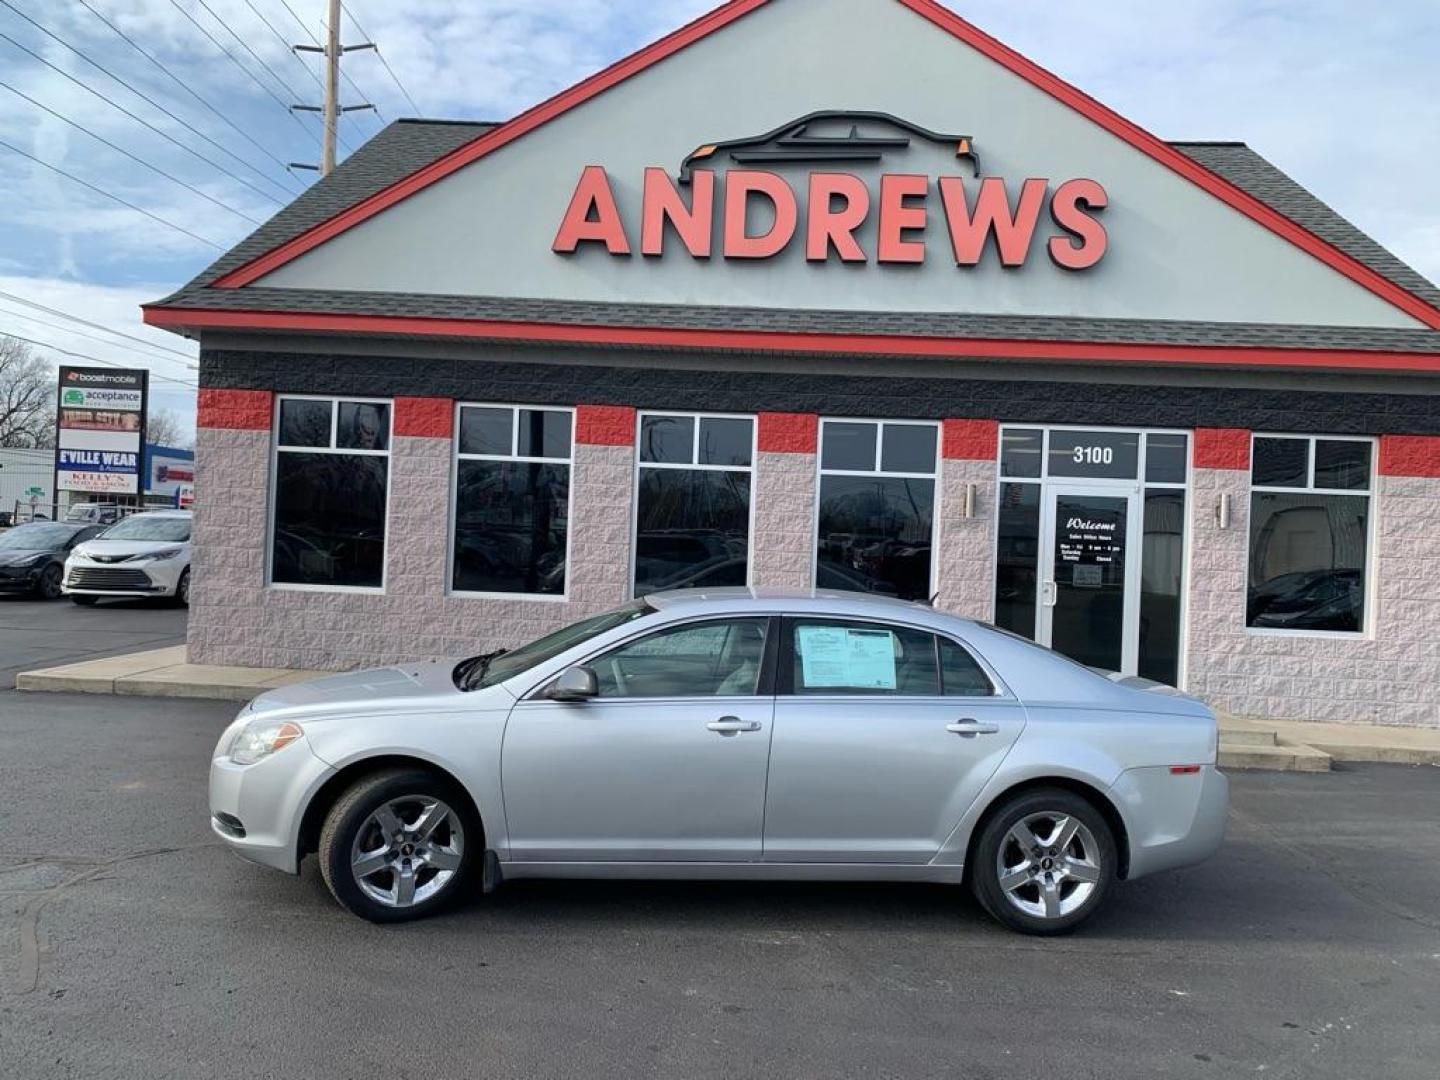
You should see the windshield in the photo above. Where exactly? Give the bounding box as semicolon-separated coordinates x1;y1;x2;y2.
100;516;191;542
0;524;75;550
456;602;653;691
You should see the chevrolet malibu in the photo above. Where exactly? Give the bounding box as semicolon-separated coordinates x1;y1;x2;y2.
209;590;1227;934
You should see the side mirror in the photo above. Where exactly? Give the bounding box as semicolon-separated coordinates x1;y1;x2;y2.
547;665;599;702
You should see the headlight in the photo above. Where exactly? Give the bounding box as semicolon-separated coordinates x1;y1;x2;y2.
146;548;184;562
228;719;304;766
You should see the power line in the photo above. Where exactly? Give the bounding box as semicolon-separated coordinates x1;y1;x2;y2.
0;303;196;370
0;1;293;204
341;2;421;115
73;0;305;196
2;331;198;390
240;0;379;137
168;0;354;155
0;77;262;226
0;136;226;251
281;0;391;124
0;291;195;361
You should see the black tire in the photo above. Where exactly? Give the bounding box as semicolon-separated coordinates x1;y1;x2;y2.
318;767;480;924
969;787;1117;935
175;568;191;607
36;564;62;600
70;594;98;606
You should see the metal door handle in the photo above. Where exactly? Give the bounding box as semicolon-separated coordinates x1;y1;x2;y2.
947;719;1001;738
707;717;762;736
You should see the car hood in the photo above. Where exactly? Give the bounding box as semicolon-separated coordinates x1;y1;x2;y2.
245;659;473;717
0;548;54;565
73;539;188;559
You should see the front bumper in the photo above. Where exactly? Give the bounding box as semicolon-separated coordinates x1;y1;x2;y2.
63;558;185;597
1110;764;1229;881
0;566;44;591
209;740;336;874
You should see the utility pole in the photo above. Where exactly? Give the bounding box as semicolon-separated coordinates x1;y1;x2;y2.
290;0;375;177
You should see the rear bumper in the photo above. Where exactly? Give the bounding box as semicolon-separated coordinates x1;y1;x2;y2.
1110;764;1229;880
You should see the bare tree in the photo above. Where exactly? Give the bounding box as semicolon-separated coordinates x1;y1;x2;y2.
0;336;56;448
145;408;193;449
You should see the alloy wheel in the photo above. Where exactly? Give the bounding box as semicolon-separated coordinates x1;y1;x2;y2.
39;565;61;599
350;796;465;909
995;811;1102;920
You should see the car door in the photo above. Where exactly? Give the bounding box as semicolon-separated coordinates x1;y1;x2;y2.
763;616;1026;864
502;616;776;864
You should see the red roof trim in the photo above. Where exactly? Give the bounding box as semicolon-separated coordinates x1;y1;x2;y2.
142;304;1440;374
204;0;1440;331
211;0;774;289
895;0;1440;330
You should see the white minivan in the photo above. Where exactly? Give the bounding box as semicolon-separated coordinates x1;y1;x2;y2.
63;509;193;606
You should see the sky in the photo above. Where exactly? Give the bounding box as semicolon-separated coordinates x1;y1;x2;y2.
1;0;1438;441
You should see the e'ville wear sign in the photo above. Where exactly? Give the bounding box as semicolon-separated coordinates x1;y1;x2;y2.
552;112;1109;270
54;366;148;496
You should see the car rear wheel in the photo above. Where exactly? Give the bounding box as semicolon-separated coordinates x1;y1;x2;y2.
970;788;1116;935
36;564;62;600
70;594;98;606
318;768;478;923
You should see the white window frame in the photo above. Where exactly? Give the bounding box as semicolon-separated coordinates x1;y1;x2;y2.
813;418;943;601
1246;433;1377;640
448;402;576;602
267;393;393;595
630;410;759;598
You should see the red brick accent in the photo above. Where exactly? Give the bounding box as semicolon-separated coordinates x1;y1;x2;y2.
942;418;999;461
1380;435;1440;478
1194;427;1251;470
575;404;636;446
758;412;818;454
394;397;453;439
197;388;272;430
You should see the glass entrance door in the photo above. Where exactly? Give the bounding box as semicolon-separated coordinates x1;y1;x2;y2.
1038;486;1142;675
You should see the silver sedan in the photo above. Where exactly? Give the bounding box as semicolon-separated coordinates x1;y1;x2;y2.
209;589;1228;934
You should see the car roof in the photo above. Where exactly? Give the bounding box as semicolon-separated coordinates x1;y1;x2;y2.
644;587;951;619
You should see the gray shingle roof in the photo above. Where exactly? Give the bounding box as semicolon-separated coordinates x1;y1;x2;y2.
151;121;1440;355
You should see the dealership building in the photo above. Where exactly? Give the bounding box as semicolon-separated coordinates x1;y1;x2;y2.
144;0;1440;726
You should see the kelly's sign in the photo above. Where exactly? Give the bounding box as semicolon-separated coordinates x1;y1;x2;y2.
552;112;1108;271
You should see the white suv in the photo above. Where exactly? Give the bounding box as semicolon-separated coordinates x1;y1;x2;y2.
64;510;193;606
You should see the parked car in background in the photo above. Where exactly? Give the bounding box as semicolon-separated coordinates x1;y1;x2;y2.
64;509;193;606
209;589;1228;934
65;503;123;526
0;522;105;599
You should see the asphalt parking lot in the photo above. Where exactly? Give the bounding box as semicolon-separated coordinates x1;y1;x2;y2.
1;689;1437;1079
0;595;187;685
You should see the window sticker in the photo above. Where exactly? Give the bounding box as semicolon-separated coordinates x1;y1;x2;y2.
798;626;898;690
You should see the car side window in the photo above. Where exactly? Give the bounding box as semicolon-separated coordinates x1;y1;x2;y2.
590;618;769;699
938;638;995;697
790;620;940;696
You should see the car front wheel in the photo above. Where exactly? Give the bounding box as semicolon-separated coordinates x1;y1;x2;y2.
175;568;190;607
970;788;1116;935
36;564;62;600
318;768;478;923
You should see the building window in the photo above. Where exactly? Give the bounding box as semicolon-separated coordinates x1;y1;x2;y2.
1248;435;1372;634
816;420;938;601
271;396;390;590
634;412;754;596
452;405;573;596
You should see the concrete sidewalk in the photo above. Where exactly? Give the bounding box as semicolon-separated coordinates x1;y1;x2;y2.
14;645;1440;770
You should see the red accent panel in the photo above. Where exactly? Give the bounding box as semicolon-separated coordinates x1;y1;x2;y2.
212;0;775;288
1380;435;1440;478
552;166;631;255
895;0;1440;328
1048;178;1109;270
723;171;798;259
758;412;818;454
576;404;636;446
1194;428;1251;470
394;397;453;439
877;174;929;264
198;388;271;431
943;418;999;461
143;306;1440;374
806;173;869;262
642;167;714;257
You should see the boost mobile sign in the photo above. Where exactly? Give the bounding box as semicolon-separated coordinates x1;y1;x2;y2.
54;366;148;496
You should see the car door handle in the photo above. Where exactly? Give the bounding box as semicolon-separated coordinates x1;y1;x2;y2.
946;719;1001;738
707;717;762;736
